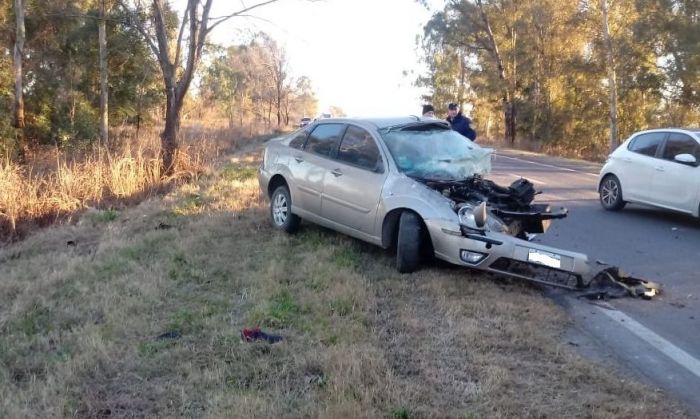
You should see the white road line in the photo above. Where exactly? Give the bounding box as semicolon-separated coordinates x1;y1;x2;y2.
495;154;600;178
508;173;546;185
597;307;700;380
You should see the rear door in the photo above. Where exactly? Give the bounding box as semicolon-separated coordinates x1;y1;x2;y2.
651;132;700;213
287;123;346;215
321;125;387;235
621;132;667;202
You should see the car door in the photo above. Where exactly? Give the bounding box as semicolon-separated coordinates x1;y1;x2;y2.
321;125;387;235
620;131;667;202
651;132;700;213
287;123;346;216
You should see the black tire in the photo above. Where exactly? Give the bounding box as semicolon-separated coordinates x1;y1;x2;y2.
599;175;626;211
270;185;300;233
396;211;423;273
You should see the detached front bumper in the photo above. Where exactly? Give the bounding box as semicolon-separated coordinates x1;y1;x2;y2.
425;219;590;289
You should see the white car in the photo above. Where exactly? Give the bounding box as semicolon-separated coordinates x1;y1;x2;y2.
598;128;700;217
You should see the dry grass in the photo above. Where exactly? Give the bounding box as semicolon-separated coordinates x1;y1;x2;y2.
0;121;272;241
0;144;692;418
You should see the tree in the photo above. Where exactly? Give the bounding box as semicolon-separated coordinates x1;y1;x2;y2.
12;0;25;130
421;0;520;144
200;34;314;129
291;76;318;119
99;0;108;143
328;105;346;117
119;0;281;174
601;0;618;152
418;0;676;158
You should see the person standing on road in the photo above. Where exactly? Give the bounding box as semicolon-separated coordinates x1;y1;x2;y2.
446;102;476;141
422;104;436;118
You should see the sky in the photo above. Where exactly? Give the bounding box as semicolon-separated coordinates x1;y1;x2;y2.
177;0;440;117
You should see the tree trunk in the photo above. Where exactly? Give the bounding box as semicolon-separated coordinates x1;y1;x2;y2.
601;0;618;153
12;0;25;130
267;100;272;126
162;92;181;173
476;0;515;144
276;89;282;127
458;50;466;108
505;100;516;145
509;27;517;145
99;0;109;143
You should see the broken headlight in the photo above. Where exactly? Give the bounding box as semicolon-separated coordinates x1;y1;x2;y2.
458;204;478;229
458;203;507;233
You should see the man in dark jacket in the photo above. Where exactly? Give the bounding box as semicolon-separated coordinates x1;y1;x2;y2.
446;102;476;141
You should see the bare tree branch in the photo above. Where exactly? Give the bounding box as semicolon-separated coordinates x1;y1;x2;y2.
152;0;174;87
174;6;191;72
116;0;160;59
206;0;280;34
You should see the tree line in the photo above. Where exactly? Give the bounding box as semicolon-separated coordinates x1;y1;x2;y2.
418;0;699;158
0;0;316;171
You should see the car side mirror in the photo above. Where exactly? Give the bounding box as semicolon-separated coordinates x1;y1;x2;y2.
474;201;488;228
674;153;699;166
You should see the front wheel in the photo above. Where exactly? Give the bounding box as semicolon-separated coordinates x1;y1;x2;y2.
599;175;626;211
270;185;300;233
396;211;423;273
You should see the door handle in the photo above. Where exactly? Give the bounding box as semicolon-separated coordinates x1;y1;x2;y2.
331;168;343;177
623;157;632;162
655;166;665;172
294;155;304;163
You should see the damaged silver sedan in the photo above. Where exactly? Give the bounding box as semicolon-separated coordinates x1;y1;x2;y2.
258;117;657;296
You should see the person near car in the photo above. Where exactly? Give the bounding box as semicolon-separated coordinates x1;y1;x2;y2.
446;102;476;141
422;104;436;118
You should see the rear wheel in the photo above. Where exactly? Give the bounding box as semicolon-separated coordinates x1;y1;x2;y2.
599;175;626;211
270;185;300;233
396;211;423;273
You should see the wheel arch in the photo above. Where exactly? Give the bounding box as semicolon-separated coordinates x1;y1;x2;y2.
381;207;434;253
267;174;289;198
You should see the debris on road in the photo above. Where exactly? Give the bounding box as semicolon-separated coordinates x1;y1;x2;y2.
578;267;662;300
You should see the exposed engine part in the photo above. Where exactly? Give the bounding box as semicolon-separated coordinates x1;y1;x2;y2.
419;175;567;238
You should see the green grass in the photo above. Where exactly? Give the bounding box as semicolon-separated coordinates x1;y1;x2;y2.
222;163;257;182
92;209;118;222
392;407;416;419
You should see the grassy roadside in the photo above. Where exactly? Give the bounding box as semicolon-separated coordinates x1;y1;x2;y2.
0;143;690;418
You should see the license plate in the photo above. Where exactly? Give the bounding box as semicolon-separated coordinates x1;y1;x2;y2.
528;249;561;269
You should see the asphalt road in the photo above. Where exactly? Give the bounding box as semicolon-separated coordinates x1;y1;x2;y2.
489;148;700;414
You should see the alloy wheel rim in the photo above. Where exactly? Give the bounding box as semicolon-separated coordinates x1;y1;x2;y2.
601;180;618;206
272;193;288;225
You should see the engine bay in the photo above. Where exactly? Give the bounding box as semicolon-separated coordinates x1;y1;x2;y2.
417;175;568;239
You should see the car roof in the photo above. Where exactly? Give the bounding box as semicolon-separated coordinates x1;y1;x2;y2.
625;128;700;140
634;127;700;134
313;116;449;129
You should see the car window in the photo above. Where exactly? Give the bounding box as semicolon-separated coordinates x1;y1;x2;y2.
289;127;311;149
306;124;345;157
628;132;666;157
336;125;382;171
662;133;699;161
